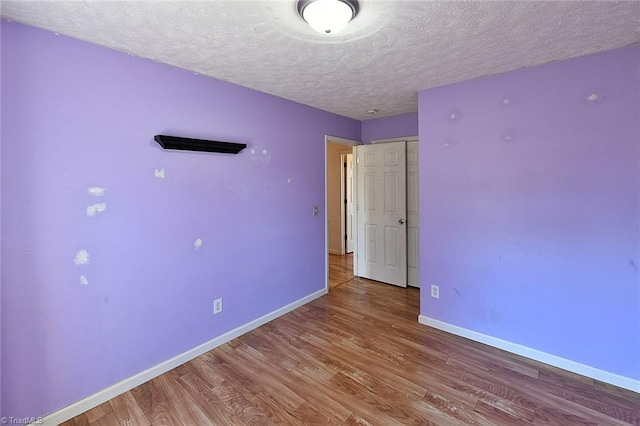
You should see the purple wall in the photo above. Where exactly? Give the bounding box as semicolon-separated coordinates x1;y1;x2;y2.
361;112;418;144
419;47;639;380
0;21;360;419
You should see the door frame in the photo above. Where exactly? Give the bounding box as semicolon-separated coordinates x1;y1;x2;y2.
340;152;354;255
325;135;360;292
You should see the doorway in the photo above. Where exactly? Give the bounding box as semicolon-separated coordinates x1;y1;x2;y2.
325;136;359;292
324;135;419;291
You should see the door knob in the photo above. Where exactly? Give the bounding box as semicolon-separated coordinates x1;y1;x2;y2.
398;219;406;224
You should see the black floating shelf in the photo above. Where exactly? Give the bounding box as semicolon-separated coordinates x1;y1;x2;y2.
154;135;246;154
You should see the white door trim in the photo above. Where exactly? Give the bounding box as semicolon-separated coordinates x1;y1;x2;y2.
341;153;355;254
325;135;360;292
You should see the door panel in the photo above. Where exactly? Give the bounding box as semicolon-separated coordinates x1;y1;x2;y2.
384;173;400;212
365;224;377;263
364;173;376;211
364;152;376;166
384;150;399;165
384;226;399;266
356;142;407;287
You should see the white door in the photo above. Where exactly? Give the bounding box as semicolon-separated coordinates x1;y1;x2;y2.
406;141;420;288
345;154;355;253
355;142;407;287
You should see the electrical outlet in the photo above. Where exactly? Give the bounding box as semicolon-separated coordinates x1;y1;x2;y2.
431;285;440;299
213;298;223;314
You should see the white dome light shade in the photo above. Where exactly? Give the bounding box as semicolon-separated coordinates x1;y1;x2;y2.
301;0;357;34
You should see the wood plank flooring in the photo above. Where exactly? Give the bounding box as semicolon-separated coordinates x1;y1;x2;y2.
64;255;639;425
329;253;354;290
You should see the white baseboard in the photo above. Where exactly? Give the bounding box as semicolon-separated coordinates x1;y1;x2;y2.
36;288;327;426
418;315;640;393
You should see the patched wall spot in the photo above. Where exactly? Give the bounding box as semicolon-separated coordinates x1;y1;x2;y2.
87;187;105;197
443;138;457;148
249;145;271;163
74;249;90;265
154;168;165;179
194;238;203;250
587;93;599;102
501;128;517;143
80;275;89;285
86;203;107;217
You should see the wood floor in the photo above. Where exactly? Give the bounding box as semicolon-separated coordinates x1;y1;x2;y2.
328;253;354;290
64;255;639;425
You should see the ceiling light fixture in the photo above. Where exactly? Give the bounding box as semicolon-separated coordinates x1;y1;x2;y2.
297;0;359;34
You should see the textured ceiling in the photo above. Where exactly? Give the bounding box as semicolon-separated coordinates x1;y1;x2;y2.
2;0;639;121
